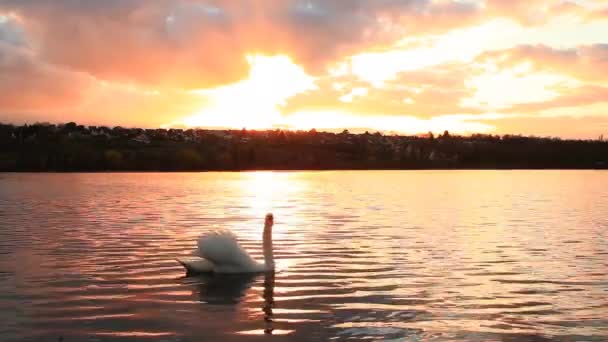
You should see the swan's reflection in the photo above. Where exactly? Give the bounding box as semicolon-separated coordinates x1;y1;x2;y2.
187;272;277;334
188;273;259;305
262;271;275;334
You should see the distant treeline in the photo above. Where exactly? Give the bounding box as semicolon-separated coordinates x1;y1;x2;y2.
1;122;607;171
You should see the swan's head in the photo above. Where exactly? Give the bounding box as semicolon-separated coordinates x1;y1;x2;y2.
265;213;274;228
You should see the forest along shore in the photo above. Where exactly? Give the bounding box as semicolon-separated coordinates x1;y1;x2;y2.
2;122;607;171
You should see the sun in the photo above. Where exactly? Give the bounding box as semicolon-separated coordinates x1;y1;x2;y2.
177;54;316;130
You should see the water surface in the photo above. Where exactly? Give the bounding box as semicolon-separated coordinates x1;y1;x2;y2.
1;171;607;341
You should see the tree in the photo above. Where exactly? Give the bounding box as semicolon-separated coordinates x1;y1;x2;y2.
64;122;77;131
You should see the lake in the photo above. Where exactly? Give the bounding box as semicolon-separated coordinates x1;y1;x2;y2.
1;171;607;341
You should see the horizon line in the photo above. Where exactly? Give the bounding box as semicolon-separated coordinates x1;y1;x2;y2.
2;120;606;142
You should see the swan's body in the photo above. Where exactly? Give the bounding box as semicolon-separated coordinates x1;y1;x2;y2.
178;214;275;274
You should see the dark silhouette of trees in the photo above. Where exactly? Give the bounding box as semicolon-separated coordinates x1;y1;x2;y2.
1;122;607;171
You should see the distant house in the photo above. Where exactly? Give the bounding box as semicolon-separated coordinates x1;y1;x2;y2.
90;128;102;136
209;131;231;140
132;133;150;144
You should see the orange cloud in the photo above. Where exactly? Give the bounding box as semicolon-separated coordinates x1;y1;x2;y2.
0;0;488;88
2;1;250;89
478;44;608;83
0;42;94;112
283;62;478;118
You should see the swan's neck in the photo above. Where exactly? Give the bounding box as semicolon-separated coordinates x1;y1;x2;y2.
263;223;274;270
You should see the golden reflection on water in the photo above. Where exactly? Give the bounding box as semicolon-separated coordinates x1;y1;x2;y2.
239;172;305;236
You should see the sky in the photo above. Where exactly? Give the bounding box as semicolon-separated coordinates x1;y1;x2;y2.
1;0;607;138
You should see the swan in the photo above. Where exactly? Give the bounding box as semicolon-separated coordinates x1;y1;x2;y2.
177;213;275;274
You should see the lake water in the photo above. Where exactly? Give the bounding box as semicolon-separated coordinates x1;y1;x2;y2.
1;171;607;341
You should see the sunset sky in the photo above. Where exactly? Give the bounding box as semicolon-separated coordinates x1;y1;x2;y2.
1;1;607;138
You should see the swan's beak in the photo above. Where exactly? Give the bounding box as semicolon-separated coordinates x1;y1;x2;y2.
265;213;274;226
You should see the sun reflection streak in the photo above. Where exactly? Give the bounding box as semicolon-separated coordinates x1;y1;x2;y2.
232;171;315;271
239;171;307;229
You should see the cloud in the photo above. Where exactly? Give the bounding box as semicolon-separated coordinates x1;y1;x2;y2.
0;43;94;113
0;1;603;90
461;44;608;120
278;0;481;69
0;14;26;46
283;41;608;134
0;0;486;88
0;15;209;127
0;1;252;88
285;40;608;122
506;86;608;114
478;44;608;83
283;62;478;118
591;7;608;18
0;14;97;118
486;0;588;24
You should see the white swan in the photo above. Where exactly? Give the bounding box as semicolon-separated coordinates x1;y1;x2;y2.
177;213;275;274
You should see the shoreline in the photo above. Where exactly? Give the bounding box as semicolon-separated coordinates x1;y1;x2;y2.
3;123;607;173
2;167;607;173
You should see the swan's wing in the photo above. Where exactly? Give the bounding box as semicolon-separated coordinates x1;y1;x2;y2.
197;229;257;270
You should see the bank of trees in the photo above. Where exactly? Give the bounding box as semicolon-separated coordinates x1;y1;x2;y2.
0;123;606;171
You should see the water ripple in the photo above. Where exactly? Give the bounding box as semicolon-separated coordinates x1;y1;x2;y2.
1;171;607;341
